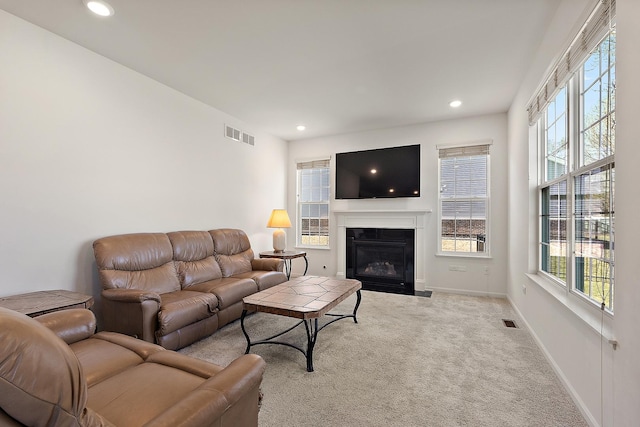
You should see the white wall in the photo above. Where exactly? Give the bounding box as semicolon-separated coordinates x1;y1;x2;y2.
507;0;640;425
0;11;288;311
288;113;508;296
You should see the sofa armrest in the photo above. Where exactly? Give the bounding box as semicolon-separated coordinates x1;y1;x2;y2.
35;308;96;345
101;289;161;342
143;354;266;427
251;258;284;272
102;288;161;303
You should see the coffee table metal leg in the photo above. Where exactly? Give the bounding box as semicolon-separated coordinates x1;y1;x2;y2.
353;290;362;323
241;309;252;354
303;318;319;372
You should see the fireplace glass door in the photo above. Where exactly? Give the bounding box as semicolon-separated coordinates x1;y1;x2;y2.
346;228;415;295
355;241;405;282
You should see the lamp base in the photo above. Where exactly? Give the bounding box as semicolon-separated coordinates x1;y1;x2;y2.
272;228;286;253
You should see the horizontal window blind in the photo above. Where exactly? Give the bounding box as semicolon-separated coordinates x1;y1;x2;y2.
439;144;490;159
527;0;615;125
297;158;330;169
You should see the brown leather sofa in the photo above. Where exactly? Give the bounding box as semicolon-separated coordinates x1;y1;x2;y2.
93;228;287;350
0;307;265;427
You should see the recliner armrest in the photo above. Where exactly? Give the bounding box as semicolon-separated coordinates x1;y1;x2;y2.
102;288;161;303
101;289;161;342
251;258;284;272
143;354;266;427
35;308;96;345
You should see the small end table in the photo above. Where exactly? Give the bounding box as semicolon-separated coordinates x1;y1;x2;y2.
259;250;308;280
0;290;94;317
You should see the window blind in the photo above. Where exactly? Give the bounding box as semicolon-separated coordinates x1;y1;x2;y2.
526;0;615;125
297;158;330;169
439;144;490;159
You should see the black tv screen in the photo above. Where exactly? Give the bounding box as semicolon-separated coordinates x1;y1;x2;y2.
335;144;420;199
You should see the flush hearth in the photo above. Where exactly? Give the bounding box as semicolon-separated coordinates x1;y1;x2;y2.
346;228;415;295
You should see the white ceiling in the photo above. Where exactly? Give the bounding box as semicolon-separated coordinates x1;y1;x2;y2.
0;0;560;141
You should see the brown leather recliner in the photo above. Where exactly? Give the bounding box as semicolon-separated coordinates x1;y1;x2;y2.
0;307;265;427
93;228;287;350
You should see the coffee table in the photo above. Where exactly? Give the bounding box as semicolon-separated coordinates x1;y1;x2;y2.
241;276;362;372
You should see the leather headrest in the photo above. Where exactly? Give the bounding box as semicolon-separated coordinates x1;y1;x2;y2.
0;307;88;425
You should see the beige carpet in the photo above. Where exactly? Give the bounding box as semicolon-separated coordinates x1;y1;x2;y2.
180;290;588;427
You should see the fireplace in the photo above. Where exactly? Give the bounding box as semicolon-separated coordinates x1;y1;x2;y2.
346;228;415;295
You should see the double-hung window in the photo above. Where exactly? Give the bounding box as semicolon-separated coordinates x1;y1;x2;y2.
535;16;615;311
438;144;490;255
296;159;330;248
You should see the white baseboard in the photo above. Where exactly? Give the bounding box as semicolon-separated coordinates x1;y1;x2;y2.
428;286;506;299
506;295;599;427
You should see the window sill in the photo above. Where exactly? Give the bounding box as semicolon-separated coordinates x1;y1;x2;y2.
435;252;492;259
524;273;614;342
295;245;331;251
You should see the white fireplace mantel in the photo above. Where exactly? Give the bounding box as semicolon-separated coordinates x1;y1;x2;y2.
334;210;431;292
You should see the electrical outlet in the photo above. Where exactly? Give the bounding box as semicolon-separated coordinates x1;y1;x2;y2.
522;284;527;294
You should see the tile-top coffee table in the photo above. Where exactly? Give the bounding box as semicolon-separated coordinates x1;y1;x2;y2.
241;276;362;372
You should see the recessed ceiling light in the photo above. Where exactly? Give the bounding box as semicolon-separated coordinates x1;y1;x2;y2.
449;100;462;108
296;125;306;131
370;169;377;174
83;0;114;17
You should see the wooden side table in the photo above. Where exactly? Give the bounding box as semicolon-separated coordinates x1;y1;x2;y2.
259;250;308;280
0;290;94;317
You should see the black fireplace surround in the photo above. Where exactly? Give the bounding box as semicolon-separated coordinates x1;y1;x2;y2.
346;228;415;295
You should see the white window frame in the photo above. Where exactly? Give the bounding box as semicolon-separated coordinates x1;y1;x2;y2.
437;142;491;257
296;158;330;249
536;28;616;313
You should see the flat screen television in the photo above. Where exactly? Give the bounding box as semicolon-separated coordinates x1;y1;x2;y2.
335;144;421;199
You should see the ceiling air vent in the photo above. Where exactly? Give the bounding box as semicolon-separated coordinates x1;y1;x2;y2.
242;132;255;146
225;125;241;141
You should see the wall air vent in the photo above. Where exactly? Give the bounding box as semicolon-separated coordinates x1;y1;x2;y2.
225;125;241;141
225;125;254;146
242;132;255;146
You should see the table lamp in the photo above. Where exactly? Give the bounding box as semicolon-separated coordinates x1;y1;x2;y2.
267;209;292;253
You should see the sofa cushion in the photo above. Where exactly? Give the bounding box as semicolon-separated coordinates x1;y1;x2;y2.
86;361;205;426
0;308;95;426
186;277;257;310
168;230;223;287
232;270;288;291
71;336;148;387
210;229;254;276
94;233;181;294
157;290;218;336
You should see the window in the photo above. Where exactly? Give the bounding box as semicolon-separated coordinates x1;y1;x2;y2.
438;144;490;255
297;159;330;247
536;28;615;311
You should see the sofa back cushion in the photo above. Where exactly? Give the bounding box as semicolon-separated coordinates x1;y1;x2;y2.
209;228;254;277
0;308;91;426
93;233;180;294
167;231;223;288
